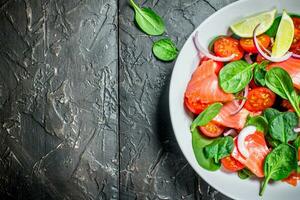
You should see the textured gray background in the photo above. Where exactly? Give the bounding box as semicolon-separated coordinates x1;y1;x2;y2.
0;0;236;199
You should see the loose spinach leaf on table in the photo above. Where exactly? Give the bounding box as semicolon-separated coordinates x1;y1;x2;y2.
265;67;300;117
203;136;234;164
269;111;298;143
254;61;269;86
238;168;253;180
152;38;178;61
129;0;165;35
190;103;223;132
219;61;256;93
246;115;268;133
260;144;297;196
192;129;221;171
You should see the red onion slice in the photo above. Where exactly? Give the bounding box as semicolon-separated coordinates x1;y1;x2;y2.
237;126;257;158
293;127;300;132
253;24;293;63
193;31;235;62
244;53;253;64
223;129;238;137
230;85;249;115
292;53;300;59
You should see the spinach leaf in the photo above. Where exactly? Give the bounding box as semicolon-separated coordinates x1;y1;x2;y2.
129;0;165;35
152;38;178;61
190;103;223;132
246;115;268;133
265;16;281;37
238;168;253;180
204;136;234;164
192;129;221;171
269;112;298;143
219;61;256;93
260;144;297;196
294;135;300;149
266;134;281;148
263;108;281;123
254;61;269;86
265;67;300;117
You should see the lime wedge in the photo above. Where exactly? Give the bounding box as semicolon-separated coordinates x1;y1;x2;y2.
230;9;277;38
271;11;294;58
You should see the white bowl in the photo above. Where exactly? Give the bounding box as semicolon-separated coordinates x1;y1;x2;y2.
169;0;300;199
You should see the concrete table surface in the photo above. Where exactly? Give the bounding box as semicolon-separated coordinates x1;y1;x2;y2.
0;0;235;199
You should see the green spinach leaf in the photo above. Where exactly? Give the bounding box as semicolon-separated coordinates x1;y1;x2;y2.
192;129;221;171
190;103;223;132
254;61;269;86
246;115;268;133
129;0;165;35
265;16;281;37
238;168;253;180
152;38;178;61
263;108;281;123
204;136;234;164
219;61;256;93
269;112;298;143
260;144;297;196
265;67;300;117
266;134;281;148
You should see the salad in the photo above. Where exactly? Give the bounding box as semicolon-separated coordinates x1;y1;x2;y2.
184;9;300;196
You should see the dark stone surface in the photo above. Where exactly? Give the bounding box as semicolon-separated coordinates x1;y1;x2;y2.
0;0;237;199
120;0;235;199
0;0;118;199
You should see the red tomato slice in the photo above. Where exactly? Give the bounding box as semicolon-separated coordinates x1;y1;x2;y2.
213;37;244;61
231;131;269;177
199;122;224;138
221;156;245;172
293;17;300;30
184;97;210;114
244;87;276;112
290;18;300;54
240;34;271;53
282;172;300;187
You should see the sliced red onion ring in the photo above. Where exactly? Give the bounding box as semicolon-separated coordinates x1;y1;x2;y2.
253;24;293;63
223;129;238;137
237;126;257;158
193;31;235;62
230;85;249;115
292;53;300;59
244;53;253;64
293;127;300;132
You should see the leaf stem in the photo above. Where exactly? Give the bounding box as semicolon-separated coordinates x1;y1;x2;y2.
129;0;140;10
259;176;270;196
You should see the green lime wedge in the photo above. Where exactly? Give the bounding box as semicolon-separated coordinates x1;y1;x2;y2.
271;11;294;58
230;9;277;38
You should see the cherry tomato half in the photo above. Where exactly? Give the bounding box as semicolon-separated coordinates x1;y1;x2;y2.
184;97;210;114
256;54;266;63
282;172;300;187
213;37;244;61
293;17;300;30
240;34;271;53
221;156;245;172
244;87;276;112
199;121;224;138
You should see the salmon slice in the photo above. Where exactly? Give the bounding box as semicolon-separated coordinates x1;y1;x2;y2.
231;132;269;177
283;172;300;186
212;101;250;130
185;60;234;106
268;58;300;90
